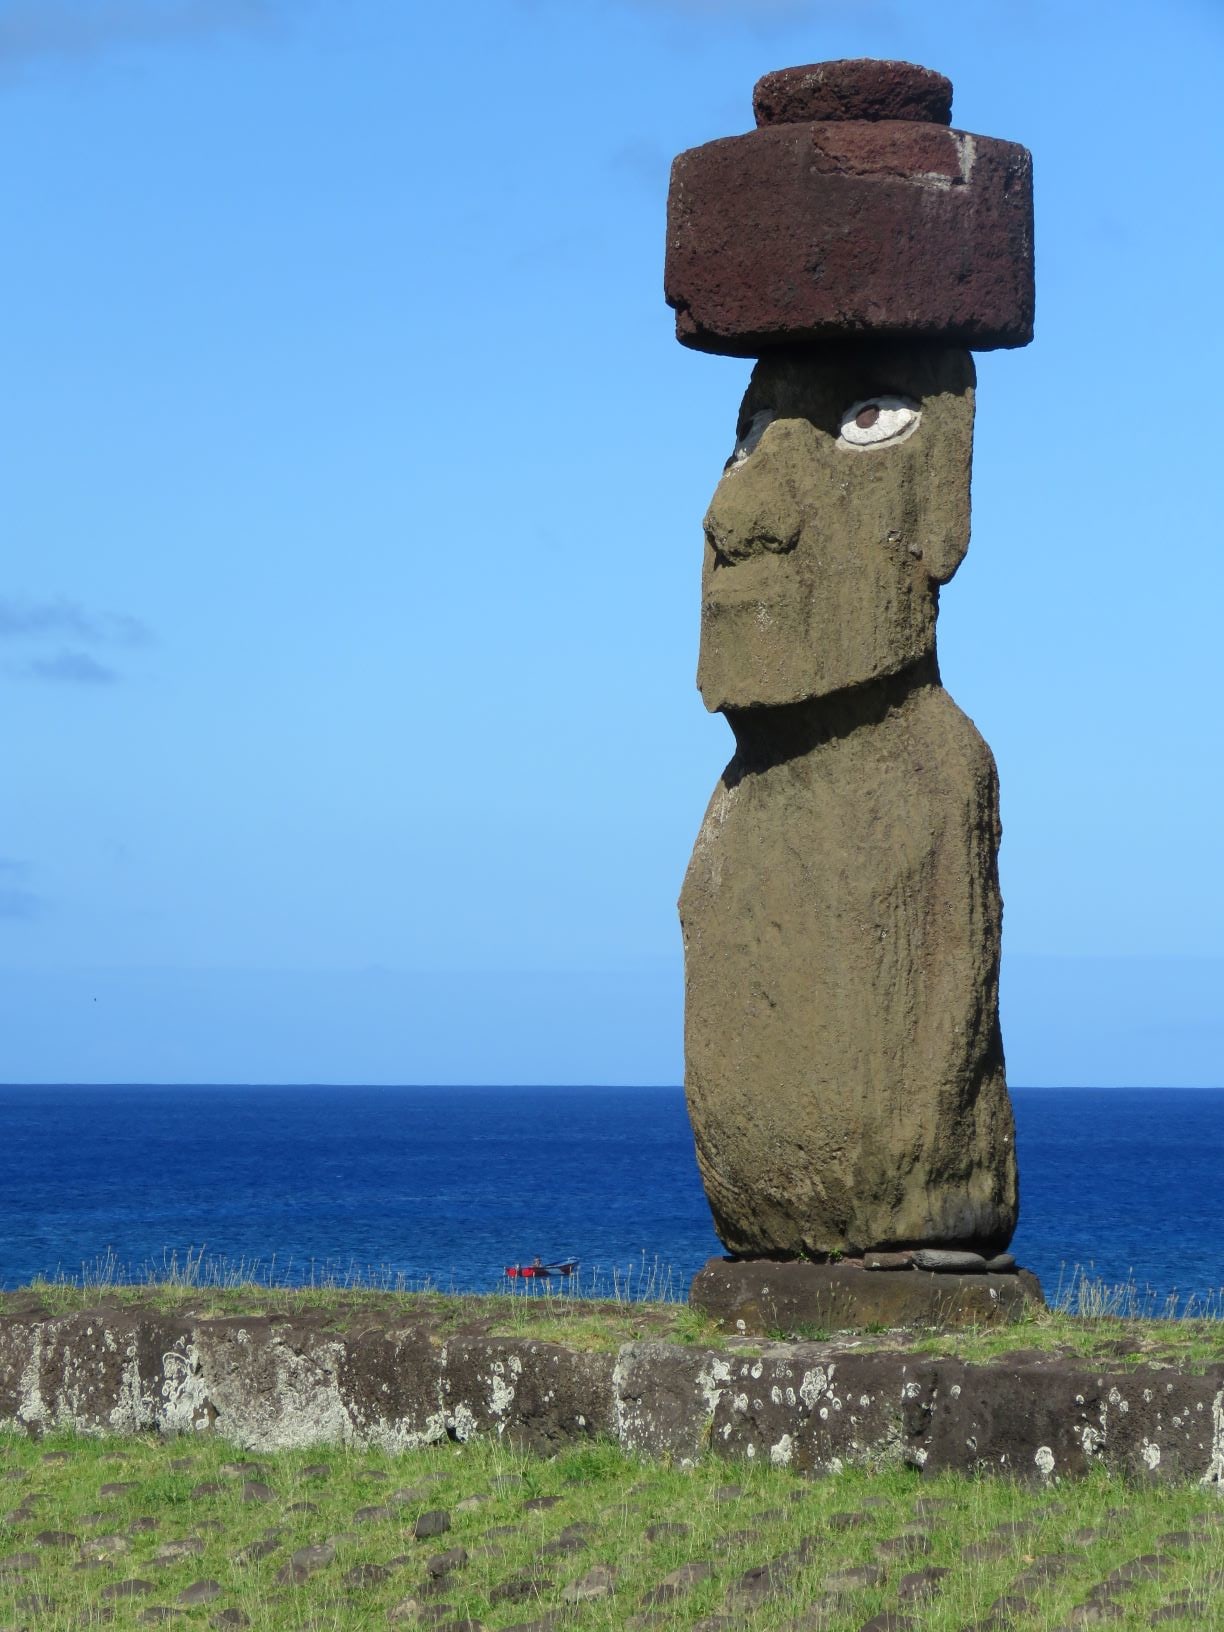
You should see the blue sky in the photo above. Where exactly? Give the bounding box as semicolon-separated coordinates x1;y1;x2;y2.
2;0;1221;1086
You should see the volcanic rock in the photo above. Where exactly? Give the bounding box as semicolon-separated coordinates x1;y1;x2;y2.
696;347;974;713
682;670;1015;1257
913;1250;989;1273
753;60;953;127
666;91;1032;354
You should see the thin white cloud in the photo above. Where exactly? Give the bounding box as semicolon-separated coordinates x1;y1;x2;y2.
26;650;119;685
0;860;41;921
0;596;152;683
0;0;280;69
0;596;151;648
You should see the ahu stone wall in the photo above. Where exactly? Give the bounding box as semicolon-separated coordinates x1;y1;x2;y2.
4;1307;1224;1488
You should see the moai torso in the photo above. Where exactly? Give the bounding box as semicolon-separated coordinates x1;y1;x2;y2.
666;60;1034;1258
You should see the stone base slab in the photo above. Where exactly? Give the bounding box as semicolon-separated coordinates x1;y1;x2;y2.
689;1257;1045;1336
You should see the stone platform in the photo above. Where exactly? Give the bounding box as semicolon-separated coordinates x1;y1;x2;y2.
3;1299;1223;1483
690;1257;1045;1336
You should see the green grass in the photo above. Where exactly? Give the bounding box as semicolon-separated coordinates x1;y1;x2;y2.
2;1426;1224;1630
5;1258;1224;1371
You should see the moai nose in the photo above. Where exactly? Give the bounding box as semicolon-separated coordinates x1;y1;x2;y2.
703;425;804;567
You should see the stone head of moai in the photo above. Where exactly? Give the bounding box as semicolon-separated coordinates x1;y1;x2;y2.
668;61;1034;1264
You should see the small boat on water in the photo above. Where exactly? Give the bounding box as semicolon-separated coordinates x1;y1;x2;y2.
504;1258;579;1279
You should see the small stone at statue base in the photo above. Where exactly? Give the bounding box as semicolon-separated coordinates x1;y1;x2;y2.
912;1249;988;1273
689;1257;1044;1336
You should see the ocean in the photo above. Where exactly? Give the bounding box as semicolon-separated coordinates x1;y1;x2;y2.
0;1085;1220;1310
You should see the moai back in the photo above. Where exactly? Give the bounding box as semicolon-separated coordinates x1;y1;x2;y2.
668;61;1034;1262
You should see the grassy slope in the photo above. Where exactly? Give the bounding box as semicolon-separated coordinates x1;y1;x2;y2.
5;1281;1224;1626
3;1426;1224;1630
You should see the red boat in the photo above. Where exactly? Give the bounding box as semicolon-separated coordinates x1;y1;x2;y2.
504;1259;579;1279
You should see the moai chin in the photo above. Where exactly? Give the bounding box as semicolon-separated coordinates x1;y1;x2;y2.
668;60;1034;1264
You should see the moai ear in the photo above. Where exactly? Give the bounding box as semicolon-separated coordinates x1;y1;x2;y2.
905;367;975;585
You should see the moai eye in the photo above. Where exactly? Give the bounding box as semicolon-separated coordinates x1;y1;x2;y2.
838;396;921;448
725;408;776;470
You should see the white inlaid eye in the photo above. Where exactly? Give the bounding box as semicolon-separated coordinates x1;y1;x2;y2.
838;396;921;448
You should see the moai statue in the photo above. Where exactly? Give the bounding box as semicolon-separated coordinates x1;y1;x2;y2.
666;61;1036;1304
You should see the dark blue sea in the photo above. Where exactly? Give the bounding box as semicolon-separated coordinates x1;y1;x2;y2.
1;1086;1221;1310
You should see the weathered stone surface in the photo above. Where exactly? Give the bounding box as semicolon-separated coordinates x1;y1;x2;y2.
562;1563;616;1602
826;1564;885;1591
670;72;1033;1269
697;347;973;712
151;1538;205;1565
682;674;1015;1257
492;1574;554;1605
413;1509;452;1540
0;1322;38;1424
178;1580;223;1605
441;1337;616;1453
865;1253;915;1272
898;1565;949;1600
681;364;1014;1260
334;1323;448;1450
427;1547;469;1577
189;1317;352;1451
346;1561;391;1586
878;1531;932;1558
912;1250;989;1273
920;1358;1224;1482
753;59;952;128
101;1577;154;1599
10;1305;1222;1485
19;1309;198;1436
666;109;1033;354
644;1560;714;1602
613;1341;736;1463
706;1345;938;1473
689;1260;1042;1336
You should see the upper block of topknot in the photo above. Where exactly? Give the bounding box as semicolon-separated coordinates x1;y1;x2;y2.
753;59;953;127
665;59;1034;357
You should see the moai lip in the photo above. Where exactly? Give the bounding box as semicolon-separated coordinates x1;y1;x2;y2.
665;59;1034;355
